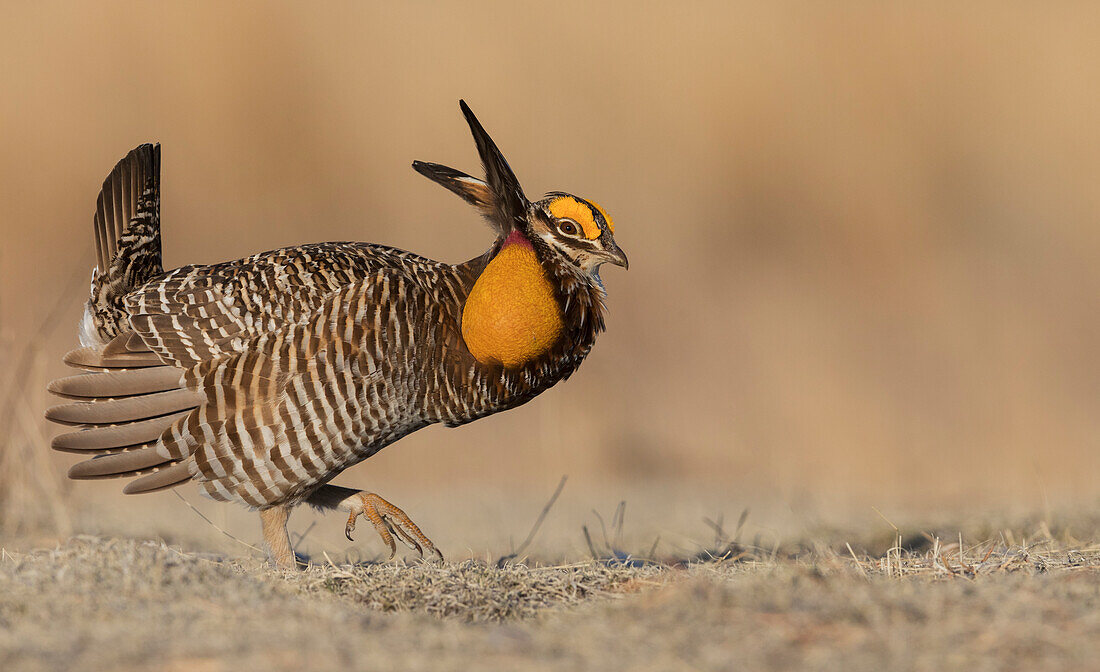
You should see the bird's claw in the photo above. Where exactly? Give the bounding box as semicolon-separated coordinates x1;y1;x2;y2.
343;492;444;563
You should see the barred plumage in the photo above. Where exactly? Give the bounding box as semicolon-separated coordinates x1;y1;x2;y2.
46;101;627;567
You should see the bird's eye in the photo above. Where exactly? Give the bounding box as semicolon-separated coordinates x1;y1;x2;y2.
557;220;579;236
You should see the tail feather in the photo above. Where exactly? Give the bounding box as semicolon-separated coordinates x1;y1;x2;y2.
123;460;195;494
85;143;162;347
51;409;192;453
101;330;149;357
93;143;160;280
45;388;201;426
63;346;165;370
67;444;177;480
48;143;196;496
48;366;185;399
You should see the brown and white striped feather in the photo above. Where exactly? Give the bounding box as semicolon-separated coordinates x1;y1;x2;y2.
124;243;458;368
148;270;450;508
52;239;479;501
85;144;162;347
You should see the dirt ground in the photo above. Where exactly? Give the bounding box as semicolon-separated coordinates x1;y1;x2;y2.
3;513;1099;672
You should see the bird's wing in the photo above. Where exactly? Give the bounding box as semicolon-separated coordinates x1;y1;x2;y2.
123;243;444;368
129;269;446;507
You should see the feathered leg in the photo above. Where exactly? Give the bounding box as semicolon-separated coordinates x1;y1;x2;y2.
260;505;296;569
308;485;443;562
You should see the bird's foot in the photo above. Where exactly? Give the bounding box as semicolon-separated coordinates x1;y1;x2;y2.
344;492;443;563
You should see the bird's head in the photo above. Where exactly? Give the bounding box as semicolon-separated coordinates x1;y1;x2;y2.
526;193;627;276
413;101;627;280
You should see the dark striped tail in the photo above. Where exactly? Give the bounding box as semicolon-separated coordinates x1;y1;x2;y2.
81;143;163;348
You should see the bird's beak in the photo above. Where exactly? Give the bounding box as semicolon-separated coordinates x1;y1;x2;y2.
605;242;629;270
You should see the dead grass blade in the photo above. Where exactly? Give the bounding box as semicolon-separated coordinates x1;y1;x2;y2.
497;475;567;567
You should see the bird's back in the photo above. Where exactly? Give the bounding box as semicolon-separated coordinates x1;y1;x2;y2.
125;241;472;368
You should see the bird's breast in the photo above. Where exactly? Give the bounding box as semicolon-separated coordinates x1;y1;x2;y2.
461;235;564;368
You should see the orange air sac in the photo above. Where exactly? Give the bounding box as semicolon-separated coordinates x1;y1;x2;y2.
461;231;564;368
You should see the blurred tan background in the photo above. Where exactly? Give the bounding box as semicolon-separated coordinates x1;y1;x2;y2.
2;2;1099;551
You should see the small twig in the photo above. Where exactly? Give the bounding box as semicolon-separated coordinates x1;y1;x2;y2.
714;513;725;546
846;543;869;578
496;475;567;566
582;525;600;560
613;501;626;548
941;553;957;577
733;508;750;544
172;490;264;555
294;521;317;547
648;535;661;560
321;550;359;576
871;506;899;532
703;516;727;546
592;509;611;550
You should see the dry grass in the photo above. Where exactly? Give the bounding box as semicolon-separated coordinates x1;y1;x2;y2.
0;343;71;540
2;515;1099;672
297;558;665;623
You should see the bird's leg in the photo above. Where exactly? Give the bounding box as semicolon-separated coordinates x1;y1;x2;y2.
259;505;297;570
307;484;443;562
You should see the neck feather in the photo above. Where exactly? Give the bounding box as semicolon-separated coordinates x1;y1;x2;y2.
460;231;564;368
439;237;608;425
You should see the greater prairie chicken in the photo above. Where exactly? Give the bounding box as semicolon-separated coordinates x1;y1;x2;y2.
45;102;627;568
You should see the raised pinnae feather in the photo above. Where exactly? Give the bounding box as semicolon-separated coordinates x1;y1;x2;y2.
459;100;530;235
412;160;499;225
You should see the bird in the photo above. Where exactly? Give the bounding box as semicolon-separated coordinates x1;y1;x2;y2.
45;101;628;568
